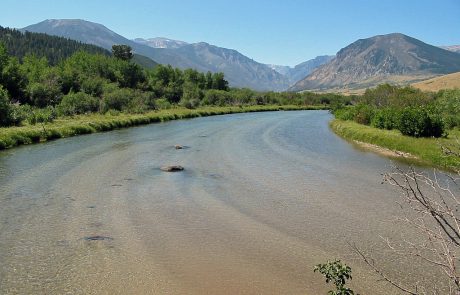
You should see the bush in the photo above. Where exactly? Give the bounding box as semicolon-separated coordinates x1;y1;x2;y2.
0;87;13;126
398;106;444;138
58;92;100;115
353;104;375;125
80;77;105;97
437;89;460;129
155;98;172;109
27;107;56;125
333;106;355;121
126;92;156;113
371;108;399;130
101;88;135;112
27;81;62;107
314;260;358;295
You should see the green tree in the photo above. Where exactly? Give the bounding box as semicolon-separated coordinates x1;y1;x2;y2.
2;57;26;101
112;44;133;61
0;86;13;126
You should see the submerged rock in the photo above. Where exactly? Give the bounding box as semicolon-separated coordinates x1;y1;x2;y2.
84;235;113;241
160;165;184;172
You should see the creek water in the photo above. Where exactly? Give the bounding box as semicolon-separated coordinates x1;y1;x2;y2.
0;111;443;294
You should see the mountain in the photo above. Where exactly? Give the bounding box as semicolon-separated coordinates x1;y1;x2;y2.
158;42;289;91
440;45;460;53
269;55;334;85
290;33;460;92
22;19;289;91
133;37;188;49
0;25;110;65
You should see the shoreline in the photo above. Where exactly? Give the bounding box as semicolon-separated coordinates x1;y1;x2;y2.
329;119;460;170
0;105;325;151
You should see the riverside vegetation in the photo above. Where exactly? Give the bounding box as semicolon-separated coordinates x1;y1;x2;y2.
0;41;345;149
330;84;460;169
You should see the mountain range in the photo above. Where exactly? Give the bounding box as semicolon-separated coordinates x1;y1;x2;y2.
23;19;306;91
18;19;460;93
290;33;460;92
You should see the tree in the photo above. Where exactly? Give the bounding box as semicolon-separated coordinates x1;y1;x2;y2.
0;86;13;126
352;144;460;295
112;44;133;61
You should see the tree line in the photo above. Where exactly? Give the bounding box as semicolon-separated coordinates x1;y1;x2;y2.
0;42;347;127
0;26;110;65
332;83;460;137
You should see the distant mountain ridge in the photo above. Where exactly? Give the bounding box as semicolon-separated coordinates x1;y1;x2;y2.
268;55;334;85
133;37;188;49
290;33;460;92
22;19;289;91
440;45;460;53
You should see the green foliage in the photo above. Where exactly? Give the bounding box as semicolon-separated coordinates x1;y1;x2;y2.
155;98;172;109
2;57;26;100
112;45;133;61
58;92;100;115
398;106;445;138
332;84;451;138
371;107;399;130
27;107;56;125
314;260;358;295
353;104;375;125
0;86;14;126
101;87;136;112
436;89;460;129
333;107;356;121
362;83;433;108
0;26;109;65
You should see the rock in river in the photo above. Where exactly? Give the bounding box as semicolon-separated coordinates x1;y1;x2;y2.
160;165;184;172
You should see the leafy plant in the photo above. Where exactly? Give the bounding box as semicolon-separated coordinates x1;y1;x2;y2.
314;260;358;295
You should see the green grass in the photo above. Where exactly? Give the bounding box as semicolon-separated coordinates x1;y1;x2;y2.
330;119;460;170
0;105;325;150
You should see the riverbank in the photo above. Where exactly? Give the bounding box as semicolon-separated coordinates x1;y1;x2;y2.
0;105;324;150
330;119;460;170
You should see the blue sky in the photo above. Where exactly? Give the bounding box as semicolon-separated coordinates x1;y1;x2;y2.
2;0;459;66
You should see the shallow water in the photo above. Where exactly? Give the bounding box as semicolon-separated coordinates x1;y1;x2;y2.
0;111;444;294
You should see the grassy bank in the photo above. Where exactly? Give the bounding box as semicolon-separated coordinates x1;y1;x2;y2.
0;105;325;150
330;119;460;170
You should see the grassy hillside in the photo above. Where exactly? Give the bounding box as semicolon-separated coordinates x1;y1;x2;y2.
412;72;460;92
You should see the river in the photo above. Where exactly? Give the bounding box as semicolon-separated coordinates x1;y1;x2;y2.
0;111;443;294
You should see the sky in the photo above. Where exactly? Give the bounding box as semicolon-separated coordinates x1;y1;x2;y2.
1;0;459;66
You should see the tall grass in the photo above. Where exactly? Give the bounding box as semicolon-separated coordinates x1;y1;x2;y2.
0;105;325;150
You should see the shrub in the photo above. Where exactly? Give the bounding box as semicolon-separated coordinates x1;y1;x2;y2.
353;104;375;125
437;89;460;129
27;81;62;107
58;92;100;115
333;106;355;121
80;77;105;97
371;107;399;130
314;260;358;295
155;98;172;109
398;106;444;138
0;86;13;126
101;88;135;112
27;107;56;125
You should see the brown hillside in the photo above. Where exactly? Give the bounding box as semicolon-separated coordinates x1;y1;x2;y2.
412;72;460;92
